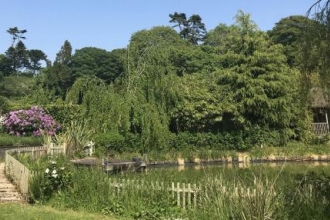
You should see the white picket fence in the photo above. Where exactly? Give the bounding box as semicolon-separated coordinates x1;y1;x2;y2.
106;178;274;209
5;145;66;198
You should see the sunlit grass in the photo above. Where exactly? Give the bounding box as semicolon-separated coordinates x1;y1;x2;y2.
0;203;126;220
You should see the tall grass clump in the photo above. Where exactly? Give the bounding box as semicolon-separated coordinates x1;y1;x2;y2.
283;171;330;219
192;173;285;220
43;167;185;219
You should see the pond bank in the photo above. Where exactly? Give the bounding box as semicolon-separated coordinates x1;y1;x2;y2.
147;153;330;167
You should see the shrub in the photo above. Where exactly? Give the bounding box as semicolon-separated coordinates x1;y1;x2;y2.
44;104;82;126
0;133;43;146
29;160;73;203
93;132;125;154
0;96;10;114
3;106;61;136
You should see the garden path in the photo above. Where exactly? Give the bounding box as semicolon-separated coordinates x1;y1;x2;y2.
0;163;24;203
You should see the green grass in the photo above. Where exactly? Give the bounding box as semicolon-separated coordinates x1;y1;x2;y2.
0;203;127;220
249;141;330;158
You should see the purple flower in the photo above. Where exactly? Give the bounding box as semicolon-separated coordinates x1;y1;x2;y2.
3;106;61;137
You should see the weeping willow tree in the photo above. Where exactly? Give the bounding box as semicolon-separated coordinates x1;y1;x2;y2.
66;76;131;134
123;26;183;151
66;27;183;151
303;1;330;91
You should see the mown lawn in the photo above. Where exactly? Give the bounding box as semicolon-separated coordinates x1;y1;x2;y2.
0;203;128;220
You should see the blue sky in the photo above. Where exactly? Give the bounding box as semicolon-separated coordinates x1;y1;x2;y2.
0;0;317;62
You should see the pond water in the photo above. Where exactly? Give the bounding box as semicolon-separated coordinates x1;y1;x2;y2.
116;161;330;186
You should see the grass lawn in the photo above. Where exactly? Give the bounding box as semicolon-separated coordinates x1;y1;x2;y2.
0;202;128;220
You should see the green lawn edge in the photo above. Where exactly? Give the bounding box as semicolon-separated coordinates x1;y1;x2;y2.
0;203;128;220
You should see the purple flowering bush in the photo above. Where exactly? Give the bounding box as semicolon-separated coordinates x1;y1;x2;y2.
3;106;61;136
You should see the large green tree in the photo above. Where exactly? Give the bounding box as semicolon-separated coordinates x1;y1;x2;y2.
7;27;27;47
303;1;330;91
45;40;73;98
169;12;207;44
215;11;301;143
71;47;124;83
4;41;29;75
28;49;48;74
268;15;315;67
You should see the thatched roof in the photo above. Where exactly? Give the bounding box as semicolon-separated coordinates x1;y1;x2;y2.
310;87;329;108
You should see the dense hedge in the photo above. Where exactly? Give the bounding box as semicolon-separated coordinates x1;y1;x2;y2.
43;104;82;125
169;129;283;151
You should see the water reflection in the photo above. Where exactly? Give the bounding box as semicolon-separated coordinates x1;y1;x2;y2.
149;161;330;173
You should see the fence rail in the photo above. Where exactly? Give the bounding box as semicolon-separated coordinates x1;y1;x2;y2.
106;178;272;209
311;122;329;135
5;153;31;198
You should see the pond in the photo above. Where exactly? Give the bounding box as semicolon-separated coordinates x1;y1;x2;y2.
114;161;330;187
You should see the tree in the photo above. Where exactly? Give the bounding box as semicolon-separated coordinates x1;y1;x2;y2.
45;40;73;98
0;54;13;76
71;47;124;83
169;12;207;44
7;27;27;47
214;11;301;143
171;72;224;132
28;49;48;74
55;40;72;66
122;26;184;150
268;15;315;67
303;1;330;91
204;23;240;49
5;40;29;75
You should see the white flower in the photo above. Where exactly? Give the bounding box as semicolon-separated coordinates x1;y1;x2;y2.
45;168;50;173
87;140;95;147
52;169;57;174
52;174;58;178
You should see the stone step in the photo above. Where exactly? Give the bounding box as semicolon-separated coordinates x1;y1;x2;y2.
0;163;24;203
0;183;17;187
0;197;23;202
0;194;22;199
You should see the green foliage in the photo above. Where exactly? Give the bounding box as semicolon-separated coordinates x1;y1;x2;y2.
0;10;318;152
55;120;94;157
0;75;36;99
44;104;82;126
268;15;314;67
28;157;73;203
169;12;207;44
0;95;10;114
72;47;124;84
45;40;73;99
93;132;125;154
215;11;300;143
171;72;224;132
0;133;43;146
132;190;181;220
284;171;330;219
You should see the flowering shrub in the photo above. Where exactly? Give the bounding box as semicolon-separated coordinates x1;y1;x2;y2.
41;161;72;200
3;106;61;136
